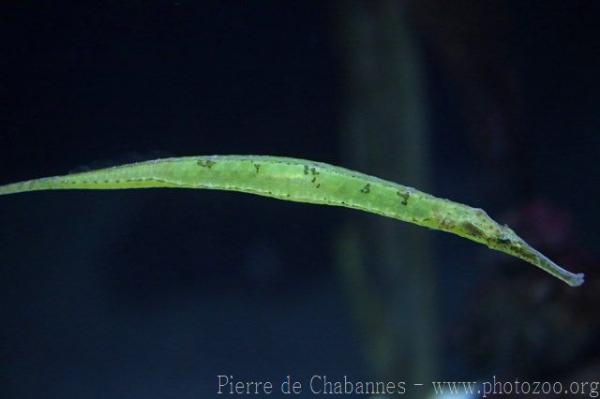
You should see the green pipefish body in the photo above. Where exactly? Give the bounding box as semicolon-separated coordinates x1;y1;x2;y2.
0;155;584;287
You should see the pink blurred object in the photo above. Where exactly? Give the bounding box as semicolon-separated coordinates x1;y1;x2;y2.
505;198;574;249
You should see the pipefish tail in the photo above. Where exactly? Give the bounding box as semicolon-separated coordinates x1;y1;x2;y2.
0;155;584;287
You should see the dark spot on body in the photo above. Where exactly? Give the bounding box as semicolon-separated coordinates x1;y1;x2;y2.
316;183;320;188
396;191;409;205
304;165;309;175
461;222;485;238
310;167;319;176
197;159;216;169
254;164;261;173
311;176;317;183
360;183;370;194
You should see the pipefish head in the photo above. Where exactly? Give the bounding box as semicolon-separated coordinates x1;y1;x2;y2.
489;224;585;287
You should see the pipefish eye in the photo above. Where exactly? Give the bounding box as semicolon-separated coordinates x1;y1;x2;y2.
496;235;512;245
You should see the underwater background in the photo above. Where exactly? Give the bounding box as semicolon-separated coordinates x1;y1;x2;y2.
1;2;599;398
